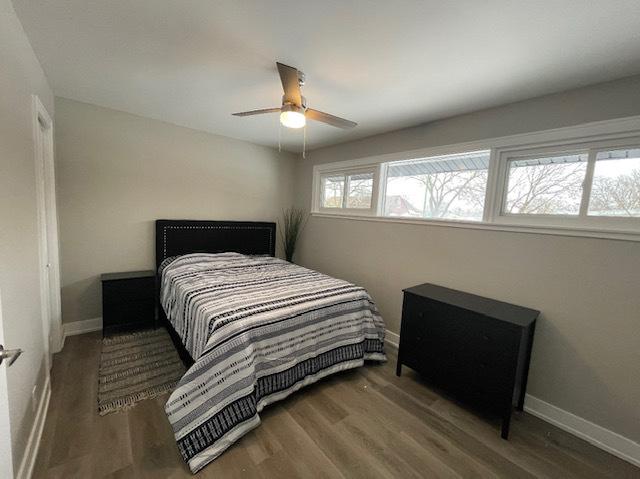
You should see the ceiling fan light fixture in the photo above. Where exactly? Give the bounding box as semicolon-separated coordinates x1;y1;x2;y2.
232;62;356;132
280;104;306;129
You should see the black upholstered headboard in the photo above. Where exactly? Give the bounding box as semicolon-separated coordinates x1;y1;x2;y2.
155;219;276;270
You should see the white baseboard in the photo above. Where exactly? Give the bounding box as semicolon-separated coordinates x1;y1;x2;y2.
16;375;51;479
384;329;399;349
62;317;102;339
524;394;640;468
388;328;639;468
16;318;101;477
52;328;65;355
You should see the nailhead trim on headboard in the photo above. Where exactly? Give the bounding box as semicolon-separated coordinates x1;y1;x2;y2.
161;225;275;259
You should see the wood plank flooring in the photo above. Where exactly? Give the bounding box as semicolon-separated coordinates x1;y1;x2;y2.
33;332;639;478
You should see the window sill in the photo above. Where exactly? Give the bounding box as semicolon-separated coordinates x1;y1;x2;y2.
310;212;640;243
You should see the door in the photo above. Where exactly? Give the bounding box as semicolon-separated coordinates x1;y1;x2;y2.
0;289;22;478
33;96;62;365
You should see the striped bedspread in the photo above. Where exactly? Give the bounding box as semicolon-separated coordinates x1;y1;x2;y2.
160;253;386;473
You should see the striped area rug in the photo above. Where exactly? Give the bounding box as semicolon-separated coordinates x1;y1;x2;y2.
98;328;186;415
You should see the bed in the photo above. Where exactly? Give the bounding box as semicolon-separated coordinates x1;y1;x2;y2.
155;219;386;473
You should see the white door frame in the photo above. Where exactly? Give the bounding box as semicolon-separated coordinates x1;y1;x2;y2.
32;95;63;363
0;289;15;478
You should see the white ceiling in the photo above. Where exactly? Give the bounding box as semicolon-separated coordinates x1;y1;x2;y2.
12;0;640;152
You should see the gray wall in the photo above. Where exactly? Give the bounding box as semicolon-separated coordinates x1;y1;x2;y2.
294;75;640;443
0;0;54;472
55;98;296;325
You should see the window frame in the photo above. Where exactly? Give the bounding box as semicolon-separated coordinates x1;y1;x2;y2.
379;150;491;222
491;136;640;231
587;147;640;219
310;116;640;242
315;164;380;216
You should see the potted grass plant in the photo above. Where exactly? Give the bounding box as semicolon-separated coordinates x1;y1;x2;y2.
279;207;308;263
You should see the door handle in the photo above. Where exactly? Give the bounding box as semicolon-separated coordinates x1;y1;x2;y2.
0;345;23;367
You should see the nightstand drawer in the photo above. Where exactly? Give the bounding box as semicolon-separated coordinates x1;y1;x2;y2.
101;270;156;336
103;298;155;325
102;277;155;303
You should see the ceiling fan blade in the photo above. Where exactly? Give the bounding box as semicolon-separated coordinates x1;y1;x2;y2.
306;109;357;129
232;107;281;117
276;62;302;106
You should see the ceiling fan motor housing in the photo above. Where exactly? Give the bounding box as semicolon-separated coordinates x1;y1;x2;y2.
232;62;356;129
282;95;307;111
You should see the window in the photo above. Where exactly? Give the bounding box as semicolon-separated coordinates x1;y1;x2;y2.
498;145;640;226
346;172;373;208
588;148;640;217
504;153;588;215
320;168;376;212
311;124;640;240
383;151;490;221
321;175;345;208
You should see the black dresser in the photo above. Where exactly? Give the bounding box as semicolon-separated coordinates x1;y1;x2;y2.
101;270;156;336
397;283;538;439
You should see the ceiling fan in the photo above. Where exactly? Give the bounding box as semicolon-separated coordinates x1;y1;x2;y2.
232;62;357;130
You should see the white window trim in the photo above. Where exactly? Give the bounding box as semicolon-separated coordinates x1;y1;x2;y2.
315;164;381;216
378;149;490;221
492;135;640;231
311;115;640;242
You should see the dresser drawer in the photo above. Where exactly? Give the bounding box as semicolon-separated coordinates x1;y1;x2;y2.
400;292;520;406
401;293;519;360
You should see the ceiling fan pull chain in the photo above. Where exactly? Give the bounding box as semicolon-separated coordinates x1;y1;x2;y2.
278;120;282;153
302;124;307;159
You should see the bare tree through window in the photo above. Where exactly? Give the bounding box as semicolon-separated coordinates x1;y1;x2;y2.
505;159;587;215
408;170;487;218
322;176;344;208
384;151;490;221
590;170;640;216
346;173;373;208
321;172;374;209
323;147;640;224
589;150;640;216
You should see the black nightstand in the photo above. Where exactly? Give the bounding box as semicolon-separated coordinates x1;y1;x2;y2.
101;270;156;336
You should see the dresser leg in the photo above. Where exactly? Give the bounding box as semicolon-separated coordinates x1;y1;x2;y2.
395;343;403;376
501;410;512;439
517;326;535;411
